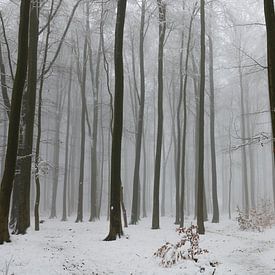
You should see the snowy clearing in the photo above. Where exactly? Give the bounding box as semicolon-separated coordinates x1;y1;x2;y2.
1;216;275;274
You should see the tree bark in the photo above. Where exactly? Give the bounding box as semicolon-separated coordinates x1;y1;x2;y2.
208;34;219;223
197;0;206;235
131;0;146;225
152;0;166;230
104;0;127;241
0;0;31;244
75;3;89;223
264;0;275;209
61;61;72;222
180;10;194;228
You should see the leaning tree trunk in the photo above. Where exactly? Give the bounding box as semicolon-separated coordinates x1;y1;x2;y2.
0;0;31;244
197;0;206;235
152;0;166;230
264;0;275;208
104;0;127;241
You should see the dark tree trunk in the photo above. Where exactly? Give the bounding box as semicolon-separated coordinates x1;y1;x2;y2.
152;0;166;230
208;34;219;223
0;0;31;244
264;0;275;209
104;0;127;241
16;0;40;234
197;0;206;235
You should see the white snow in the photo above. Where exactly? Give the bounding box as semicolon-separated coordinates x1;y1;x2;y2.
1;216;275;274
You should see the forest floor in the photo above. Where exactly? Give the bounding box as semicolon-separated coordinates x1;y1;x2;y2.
1;215;275;274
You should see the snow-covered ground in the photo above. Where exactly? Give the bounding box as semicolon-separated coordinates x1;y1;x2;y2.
1;216;275;274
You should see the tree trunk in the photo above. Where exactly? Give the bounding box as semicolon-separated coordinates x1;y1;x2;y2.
264;0;275;209
49;89;62;218
208;34;219;223
197;0;206;235
89;32;101;221
0;41;10;117
152;0;166;230
131;0;146;225
0;0;31;244
180;10;194;228
238;55;249;216
104;0;127;241
61;62;72;221
75;3;89;223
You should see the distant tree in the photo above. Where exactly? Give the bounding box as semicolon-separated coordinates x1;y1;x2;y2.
152;0;166;230
61;60;72;222
75;3;89;223
131;0;146;225
208;31;219;223
180;4;195;228
104;0;127;241
0;0;31;244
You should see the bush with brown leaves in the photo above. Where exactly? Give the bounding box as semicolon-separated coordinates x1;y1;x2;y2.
237;201;275;232
154;225;208;267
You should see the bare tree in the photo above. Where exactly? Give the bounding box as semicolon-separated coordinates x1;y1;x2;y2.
104;0;127;241
0;0;31;244
152;0;166;230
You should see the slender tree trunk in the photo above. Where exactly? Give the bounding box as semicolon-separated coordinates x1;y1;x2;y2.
89;34;101;221
208;34;219;223
197;0;206;235
75;3;89;223
97;91;105;218
161;136;166;217
62;62;72;221
175;31;184;225
49;89;62;218
142;130;147;217
131;0;146;225
0;0;31;244
152;0;166;230
180;10;194;228
238;56;249;216
104;0;127;241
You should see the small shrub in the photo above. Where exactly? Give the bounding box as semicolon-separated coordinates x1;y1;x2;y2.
154;225;208;267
